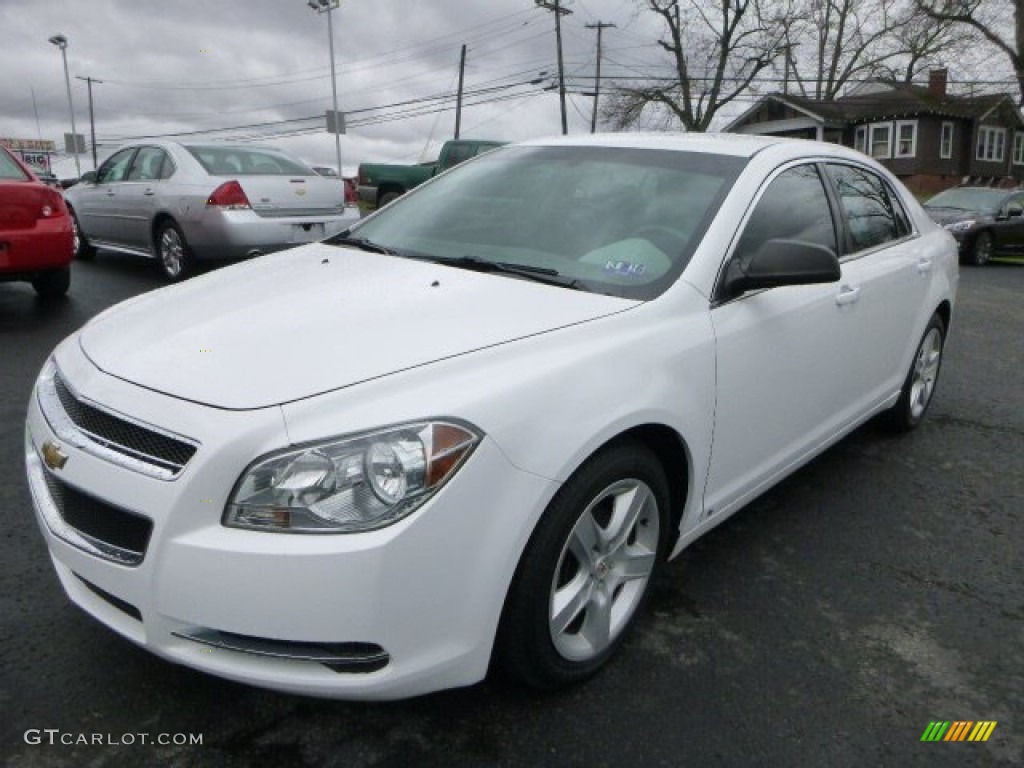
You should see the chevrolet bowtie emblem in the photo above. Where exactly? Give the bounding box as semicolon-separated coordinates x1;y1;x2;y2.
42;441;68;470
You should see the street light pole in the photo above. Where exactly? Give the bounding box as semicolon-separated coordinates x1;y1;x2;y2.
307;0;343;179
48;34;81;178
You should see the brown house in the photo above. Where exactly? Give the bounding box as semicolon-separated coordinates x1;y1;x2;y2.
725;70;1024;195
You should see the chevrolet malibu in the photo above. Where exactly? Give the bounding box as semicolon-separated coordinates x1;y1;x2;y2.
25;134;957;700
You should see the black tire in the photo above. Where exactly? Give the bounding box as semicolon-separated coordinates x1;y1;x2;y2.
155;220;193;281
880;313;946;432
495;441;670;689
69;209;95;260
970;231;993;266
32;266;70;299
378;190;402;208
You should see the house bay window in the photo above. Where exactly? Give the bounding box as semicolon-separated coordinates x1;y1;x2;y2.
1014;132;1024;165
869;123;892;159
854;126;867;154
894;121;917;158
940;122;954;159
976;126;1006;162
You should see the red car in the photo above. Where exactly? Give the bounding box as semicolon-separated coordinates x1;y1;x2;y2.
0;147;74;298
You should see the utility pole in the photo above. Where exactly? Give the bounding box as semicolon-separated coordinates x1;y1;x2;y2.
535;0;572;135
76;75;102;169
48;34;80;178
585;22;615;134
455;44;467;139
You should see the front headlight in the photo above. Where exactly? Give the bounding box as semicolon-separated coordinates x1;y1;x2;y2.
224;420;481;533
944;219;976;234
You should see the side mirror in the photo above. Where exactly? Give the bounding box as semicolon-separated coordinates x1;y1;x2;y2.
723;239;840;298
1007;204;1023;219
78;170;97;185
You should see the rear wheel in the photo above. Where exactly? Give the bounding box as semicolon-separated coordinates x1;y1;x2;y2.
970;231;993;266
495;442;669;689
155;220;192;281
378;190;402;207
880;313;945;432
32;266;70;299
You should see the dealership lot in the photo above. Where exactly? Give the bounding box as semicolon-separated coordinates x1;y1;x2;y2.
2;255;1022;766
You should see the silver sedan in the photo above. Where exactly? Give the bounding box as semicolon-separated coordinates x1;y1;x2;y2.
64;140;352;280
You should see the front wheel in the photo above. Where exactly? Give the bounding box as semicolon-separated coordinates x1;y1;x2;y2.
495;442;669;689
970;231;993;266
880;313;946;432
155;220;192;281
70;210;95;260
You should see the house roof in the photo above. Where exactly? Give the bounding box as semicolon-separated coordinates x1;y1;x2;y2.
728;84;1022;130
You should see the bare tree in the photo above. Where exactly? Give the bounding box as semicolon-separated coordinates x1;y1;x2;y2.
603;0;785;132
917;0;1024;104
775;0;973;100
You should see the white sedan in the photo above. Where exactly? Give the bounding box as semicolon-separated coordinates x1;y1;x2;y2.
25;134;957;699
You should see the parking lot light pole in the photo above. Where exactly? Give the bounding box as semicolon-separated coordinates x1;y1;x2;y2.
48;34;81;178
307;0;343;179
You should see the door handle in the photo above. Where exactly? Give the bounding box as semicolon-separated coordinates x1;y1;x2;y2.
917;256;933;274
143;189;155;196
105;191;115;197
835;284;861;306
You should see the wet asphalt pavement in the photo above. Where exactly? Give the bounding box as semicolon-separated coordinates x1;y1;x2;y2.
1;253;1021;767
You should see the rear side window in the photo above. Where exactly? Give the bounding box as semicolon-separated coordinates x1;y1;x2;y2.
826;164;904;251
127;147;169;181
732;164;837;271
0;149;30;180
186;146;314;176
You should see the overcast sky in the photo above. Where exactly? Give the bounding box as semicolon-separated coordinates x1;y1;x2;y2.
1;0;671;178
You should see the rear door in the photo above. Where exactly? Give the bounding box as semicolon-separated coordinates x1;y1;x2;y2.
117;146;173;250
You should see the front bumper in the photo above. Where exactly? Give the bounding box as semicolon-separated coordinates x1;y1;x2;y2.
25;344;556;699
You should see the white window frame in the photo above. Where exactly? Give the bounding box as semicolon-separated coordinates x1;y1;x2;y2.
868;122;892;160
976;126;1006;162
854;126;867;154
894;120;917;158
1013;132;1024;165
940;122;954;159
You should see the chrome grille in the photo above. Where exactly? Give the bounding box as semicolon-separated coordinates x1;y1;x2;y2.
37;364;199;480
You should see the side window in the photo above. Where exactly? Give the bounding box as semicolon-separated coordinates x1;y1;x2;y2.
825;164;901;252
732;164;837;271
887;183;913;237
97;148;136;184
158;154;176;180
126;147;165;181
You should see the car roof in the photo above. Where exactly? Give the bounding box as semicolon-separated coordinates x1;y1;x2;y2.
519;132;793;158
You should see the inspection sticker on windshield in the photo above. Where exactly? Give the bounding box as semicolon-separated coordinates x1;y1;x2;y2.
604;260;647;278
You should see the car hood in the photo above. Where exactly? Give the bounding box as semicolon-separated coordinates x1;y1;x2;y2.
79;244;636;410
924;207;991;226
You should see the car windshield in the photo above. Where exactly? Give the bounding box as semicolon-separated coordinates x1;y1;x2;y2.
0;150;30;181
925;187;1005;212
185;146;316;177
344;145;746;300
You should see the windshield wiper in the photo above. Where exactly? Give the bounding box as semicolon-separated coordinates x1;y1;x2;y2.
325;232;401;256
428;255;587;291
